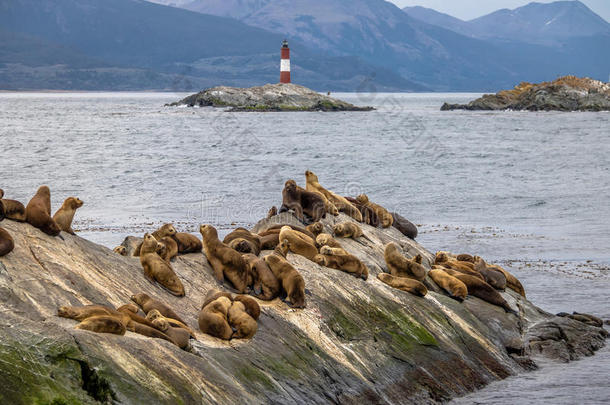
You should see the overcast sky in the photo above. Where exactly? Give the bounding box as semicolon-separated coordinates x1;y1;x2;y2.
389;0;610;22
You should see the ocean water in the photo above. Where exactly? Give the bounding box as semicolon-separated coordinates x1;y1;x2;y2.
0;92;608;403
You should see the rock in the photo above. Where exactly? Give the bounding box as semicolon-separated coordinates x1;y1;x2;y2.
441;76;610;112
167;83;374;112
0;216;606;404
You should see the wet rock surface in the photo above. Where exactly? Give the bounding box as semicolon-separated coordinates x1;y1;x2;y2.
0;213;606;404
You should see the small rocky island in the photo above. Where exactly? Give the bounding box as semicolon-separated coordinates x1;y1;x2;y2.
441;76;610;112
168;83;374;112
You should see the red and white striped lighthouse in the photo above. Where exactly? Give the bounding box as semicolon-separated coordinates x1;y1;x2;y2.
280;39;291;84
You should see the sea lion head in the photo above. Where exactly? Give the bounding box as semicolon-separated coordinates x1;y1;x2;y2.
385;242;400;255
284;179;297;191
309;222;323;235
305;170;318;182
113;246;127;255
141;233;159;254
313;254;327;266
199;224;217;239
158;223;177;237
435;252;449;264
146;308;163;321
65;197;84;209
57;306;76;319
333;224;344;235
319;246;333;255
413;254;422;264
37;185;51;197
118;303;139;314
130;292;150;306
356;194;369;204
152;318;169;332
155;241;167;256
377;273;392;283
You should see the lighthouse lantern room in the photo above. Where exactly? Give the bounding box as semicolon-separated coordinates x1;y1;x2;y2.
280;39;291;84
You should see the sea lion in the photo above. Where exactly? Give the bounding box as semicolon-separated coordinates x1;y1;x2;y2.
345;196;379;227
267;206;278;219
319;245;349;256
377;273;428;297
223;228;262;255
0;227;14;257
474;256;507;290
304;170;362;222
243;254;280;301
279;226;318;260
314;249;368;280
75;315;126;335
201;289;234;310
260;233;280;250
152;318;191;349
263;253;306;308
113;246;127;256
391;212;418;239
435;252;484;280
356;194;393;228
145;309;196;338
52;197;83;235
273;239;289;258
485;261;526;297
58;305;117;321
131;292;188;325
0;192;26;222
172;232;203;254
384;243;426;281
456;254;475;263
116;304;163;330
258;224;316;240
332;222;363;239
158;236;179;262
25;186;60;236
280;179;326;223
315;233;343;249
557;312;603;328
228;301;258;339
428;269;467;302
441;268;516;314
133;224;177;256
306;222;324;237
139;233;185;296
198;296;233;340
233;295;261;320
200;225;249;293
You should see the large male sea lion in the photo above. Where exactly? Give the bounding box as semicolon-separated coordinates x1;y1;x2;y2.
391;212;418;240
198;296;233;340
280;179;326;223
223;227;262;255
279;226;318;261
263;253;306;308
200;225;249;293
384;243;426;281
25;186;60;236
428;269;467;302
131;292;188;326
305;171;362;222
228;301;258;339
139;233;185;296
243;254;280;300
52;197;83;234
0;227;14;257
377;273;428;297
356;194;393;228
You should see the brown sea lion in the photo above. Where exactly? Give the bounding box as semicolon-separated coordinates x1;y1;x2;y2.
172;232;203;254
356;194;393;228
267;206;278;219
75;315;126;335
228;301;258;339
304;170;362;222
116;304;159;329
384;243;426;281
0;227;14;257
280;179;326;223
314;249;368;280
345;196;379;227
391;212;418;239
474;256;507;290
377;273;428;297
0;192;27;222
485;261;526;297
319;245;349;256
52;197;83;235
152;318;191;349
279;226;318;260
158;236;179;262
315;233;343;249
113;246;127;256
198;296;233;340
428;269;468;302
305;221;324;237
139;233;185;296
233;295;261;320
263;253;306;308
243;254;280;301
146;309;196;338
260;233;280;250
131;292;188;325
200;225;249;293
441;268;516;314
259;224;316;240
223;228;262;255
273;239;289;258
133;224;177;256
332;222;363;239
435;252;485;280
25;186;60;236
58;305;116;321
456;254;475;263
201;289;234;310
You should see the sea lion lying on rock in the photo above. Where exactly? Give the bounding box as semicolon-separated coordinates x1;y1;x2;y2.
198;296;233;340
223;227;262;255
146;309;196;338
173;232;202;254
428;269;467;302
314;247;368;280
0;190;26;222
139;233;185;296
306;222;324;237
200;224;249;293
315;233;343;249
391;212;418;240
131;292;188;326
152;318;192;350
434;253;484;280
356;194;393;228
279;226;318;261
332;222;363;239
305;170;362;222
233;295;261;320
280;179;326;223
384;243;426;281
557;312;604;328
134;224;177;256
473;256;507;290
377;273;428;297
52;197;83;235
75;315;126;335
25;186;61;236
0;227;14;257
264;253;306;308
243;254;280;300
345;196;379;227
259;224;316;240
228;301;258;339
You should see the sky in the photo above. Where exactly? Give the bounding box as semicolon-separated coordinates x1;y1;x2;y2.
388;0;610;22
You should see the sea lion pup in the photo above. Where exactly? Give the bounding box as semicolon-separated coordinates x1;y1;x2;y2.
146;309;197;338
52;197;84;235
131;292;188;326
304;170;363;222
267;206;278;219
0;227;14;257
356;194;393;228
314;248;369;280
0;193;27;222
198;296;233;340
172;232;203;254
228;301;258;339
233;295;261;320
152;318;191;349
280;179;327;223
25;186;61;236
473;256;507;291
279;226;318;261
332;222;363;239
441;268;516;314
384;243;426;281
75;315;127;335
263;253;306;308
113;246;127;256
200;225;249;293
428;269;468;302
345;196;379;227
377;273;428;297
315;233;343;250
139;233;185;297
485;261;526;297
243;254;280;300
223;228;262;255
306;221;324;237
158;236;179;262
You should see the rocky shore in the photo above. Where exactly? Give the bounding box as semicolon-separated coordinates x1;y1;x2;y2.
441;76;610;112
167;83;374;111
0;212;607;404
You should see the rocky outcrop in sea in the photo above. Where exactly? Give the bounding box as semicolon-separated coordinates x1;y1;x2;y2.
167;83;374;111
441;76;610;112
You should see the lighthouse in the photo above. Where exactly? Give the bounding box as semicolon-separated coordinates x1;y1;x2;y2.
280;39;291;84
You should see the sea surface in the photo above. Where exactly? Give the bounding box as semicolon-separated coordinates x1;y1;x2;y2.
0;92;608;404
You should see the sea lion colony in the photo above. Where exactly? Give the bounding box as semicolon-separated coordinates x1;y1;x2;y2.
8;170;580;349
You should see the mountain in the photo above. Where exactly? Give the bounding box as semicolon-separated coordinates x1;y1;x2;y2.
402;6;473;37
0;0;420;91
